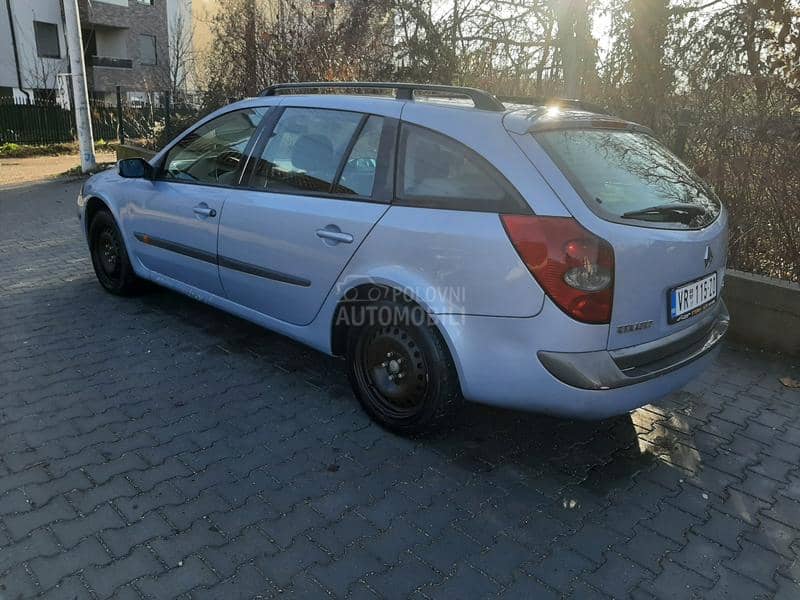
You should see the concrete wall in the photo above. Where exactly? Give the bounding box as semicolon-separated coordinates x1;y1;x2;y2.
724;269;800;356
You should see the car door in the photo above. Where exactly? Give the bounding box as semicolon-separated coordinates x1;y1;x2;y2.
126;106;269;296
217;105;397;325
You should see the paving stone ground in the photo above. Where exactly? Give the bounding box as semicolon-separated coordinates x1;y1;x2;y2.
0;153;116;188
1;179;799;599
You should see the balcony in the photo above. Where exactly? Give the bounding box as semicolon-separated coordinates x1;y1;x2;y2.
89;56;133;69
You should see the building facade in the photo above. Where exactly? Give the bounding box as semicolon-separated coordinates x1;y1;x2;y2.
78;0;170;102
1;0;172;104
0;0;69;102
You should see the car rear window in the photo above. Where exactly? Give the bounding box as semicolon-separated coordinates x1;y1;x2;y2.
535;129;721;229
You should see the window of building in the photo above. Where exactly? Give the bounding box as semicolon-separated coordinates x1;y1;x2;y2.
139;35;157;65
34;22;60;59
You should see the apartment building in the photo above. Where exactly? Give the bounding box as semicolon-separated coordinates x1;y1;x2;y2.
0;0;68;102
0;0;176;104
78;0;170;102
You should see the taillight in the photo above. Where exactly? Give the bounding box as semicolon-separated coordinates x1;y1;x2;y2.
500;215;614;324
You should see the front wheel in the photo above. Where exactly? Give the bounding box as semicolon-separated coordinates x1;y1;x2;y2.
346;300;462;435
88;210;142;295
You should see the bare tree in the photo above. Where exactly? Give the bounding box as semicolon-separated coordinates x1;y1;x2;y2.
202;0;393;101
167;5;197;100
23;55;63;102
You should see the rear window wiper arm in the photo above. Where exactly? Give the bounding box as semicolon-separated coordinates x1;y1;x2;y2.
621;203;708;223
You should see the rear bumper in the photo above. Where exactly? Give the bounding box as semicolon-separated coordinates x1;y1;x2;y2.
435;300;727;419
538;300;729;390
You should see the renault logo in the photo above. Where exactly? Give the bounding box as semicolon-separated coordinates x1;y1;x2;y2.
704;246;714;269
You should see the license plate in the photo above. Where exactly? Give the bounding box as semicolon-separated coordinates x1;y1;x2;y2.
669;273;718;323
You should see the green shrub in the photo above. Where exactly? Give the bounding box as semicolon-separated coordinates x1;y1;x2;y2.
0;142;75;158
0;141;116;159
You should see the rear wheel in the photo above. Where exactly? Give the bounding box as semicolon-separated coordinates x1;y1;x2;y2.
88;210;142;295
346;300;462;435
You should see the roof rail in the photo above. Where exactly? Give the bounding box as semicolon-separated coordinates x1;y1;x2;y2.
497;95;607;115
260;82;506;112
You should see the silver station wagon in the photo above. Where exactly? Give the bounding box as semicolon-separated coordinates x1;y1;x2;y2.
78;82;729;434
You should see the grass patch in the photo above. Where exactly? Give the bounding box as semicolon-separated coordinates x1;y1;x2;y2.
0;140;115;158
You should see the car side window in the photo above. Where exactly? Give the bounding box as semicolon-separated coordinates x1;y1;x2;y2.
333;115;384;197
161;107;268;185
397;123;520;211
250;107;363;194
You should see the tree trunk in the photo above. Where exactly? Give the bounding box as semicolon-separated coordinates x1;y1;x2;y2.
245;0;258;96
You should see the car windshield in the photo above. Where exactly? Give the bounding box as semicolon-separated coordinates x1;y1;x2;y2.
535;129;721;228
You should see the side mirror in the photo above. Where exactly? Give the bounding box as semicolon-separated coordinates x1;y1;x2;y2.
118;158;153;179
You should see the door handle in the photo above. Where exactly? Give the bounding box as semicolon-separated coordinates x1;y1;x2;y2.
193;205;216;217
316;227;353;244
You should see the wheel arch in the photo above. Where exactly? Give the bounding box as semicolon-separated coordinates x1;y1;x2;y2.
84;196;112;235
82;195;146;280
327;283;466;401
330;282;437;357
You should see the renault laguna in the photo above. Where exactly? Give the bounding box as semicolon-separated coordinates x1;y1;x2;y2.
78;82;729;434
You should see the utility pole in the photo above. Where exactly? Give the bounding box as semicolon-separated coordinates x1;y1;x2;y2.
62;0;96;172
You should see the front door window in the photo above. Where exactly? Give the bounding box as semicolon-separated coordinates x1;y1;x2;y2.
162;107;269;186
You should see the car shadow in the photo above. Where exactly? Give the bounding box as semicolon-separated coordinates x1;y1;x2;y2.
132;283;668;495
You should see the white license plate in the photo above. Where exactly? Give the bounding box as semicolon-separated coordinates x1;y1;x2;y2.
669;273;718;323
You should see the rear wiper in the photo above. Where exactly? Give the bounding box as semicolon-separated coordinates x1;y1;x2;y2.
621;202;708;224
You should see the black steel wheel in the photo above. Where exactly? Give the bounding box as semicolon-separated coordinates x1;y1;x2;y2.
88;210;142;295
346;300;462;434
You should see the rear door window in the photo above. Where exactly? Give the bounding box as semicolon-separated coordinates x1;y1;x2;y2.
334;115;383;197
249;107;363;194
535;129;721;228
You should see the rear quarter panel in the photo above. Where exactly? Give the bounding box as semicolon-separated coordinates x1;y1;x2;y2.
326;206;546;318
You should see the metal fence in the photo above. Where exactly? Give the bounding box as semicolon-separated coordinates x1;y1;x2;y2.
0;88;207;147
0;98;73;144
0;97;120;145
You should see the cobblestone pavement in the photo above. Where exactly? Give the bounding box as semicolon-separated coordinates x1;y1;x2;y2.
1;179;800;600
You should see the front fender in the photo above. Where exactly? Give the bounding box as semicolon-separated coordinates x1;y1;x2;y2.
79;169;123;237
77;168;151;280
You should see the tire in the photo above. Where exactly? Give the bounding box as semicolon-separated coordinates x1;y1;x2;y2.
345;299;463;435
88;210;142;296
